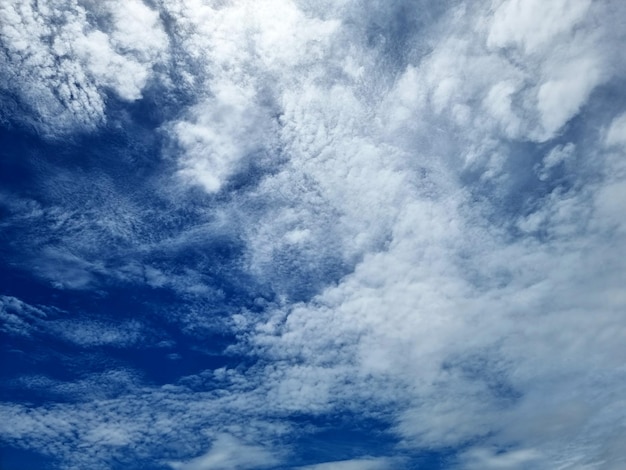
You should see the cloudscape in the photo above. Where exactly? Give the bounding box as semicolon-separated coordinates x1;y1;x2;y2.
1;0;625;469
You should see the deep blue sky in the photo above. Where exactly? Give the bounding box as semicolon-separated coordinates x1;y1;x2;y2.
1;1;626;469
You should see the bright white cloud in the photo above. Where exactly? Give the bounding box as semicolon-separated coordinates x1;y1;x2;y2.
487;0;591;53
606;112;626;148
160;0;341;193
536;55;602;139
222;0;626;466
168;433;278;470
0;0;168;134
172;82;272;193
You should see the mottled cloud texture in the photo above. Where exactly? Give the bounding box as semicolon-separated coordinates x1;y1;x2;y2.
1;0;625;469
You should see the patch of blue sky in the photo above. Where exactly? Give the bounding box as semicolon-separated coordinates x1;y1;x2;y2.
0;446;57;470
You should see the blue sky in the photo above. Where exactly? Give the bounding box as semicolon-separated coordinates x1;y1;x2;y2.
1;0;626;469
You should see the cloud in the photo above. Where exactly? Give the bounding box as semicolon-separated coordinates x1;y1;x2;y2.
535;143;575;181
49;318;144;348
295;457;397;470
1;0;626;469
0;387;290;470
172;82;274;193
606;112;626;148
12;369;142;402
160;0;341;193
168;433;279;470
221;1;626;466
459;447;542;470
535;55;601;139
0;295;49;337
487;0;591;54
0;0;168;134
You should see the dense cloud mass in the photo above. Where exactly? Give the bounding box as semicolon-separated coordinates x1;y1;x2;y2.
1;0;625;469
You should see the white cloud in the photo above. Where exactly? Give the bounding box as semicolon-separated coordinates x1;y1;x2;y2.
172;82;272;193
107;0;168;63
379;0;624;147
593;180;626;233
245;183;626;462
536;55;602;139
225;2;626;463
72;29;150;101
0;0;168;134
168;433;278;470
606;112;626;148
50;318;144;348
295;457;396;470
487;0;591;53
1;293;144;348
2;0;626;469
160;0;341;193
459;447;542;469
535;143;575;181
0;388;278;469
482;80;522;138
0;295;49;337
14;370;142;401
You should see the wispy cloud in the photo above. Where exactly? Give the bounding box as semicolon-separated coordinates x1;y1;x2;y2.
0;295;49;337
294;457;398;470
167;433;279;470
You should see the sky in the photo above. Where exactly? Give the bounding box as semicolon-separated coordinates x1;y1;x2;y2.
1;0;625;469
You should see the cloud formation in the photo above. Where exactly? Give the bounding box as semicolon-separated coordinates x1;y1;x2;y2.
168;433;279;470
1;0;625;469
296;457;397;470
0;0;167;134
